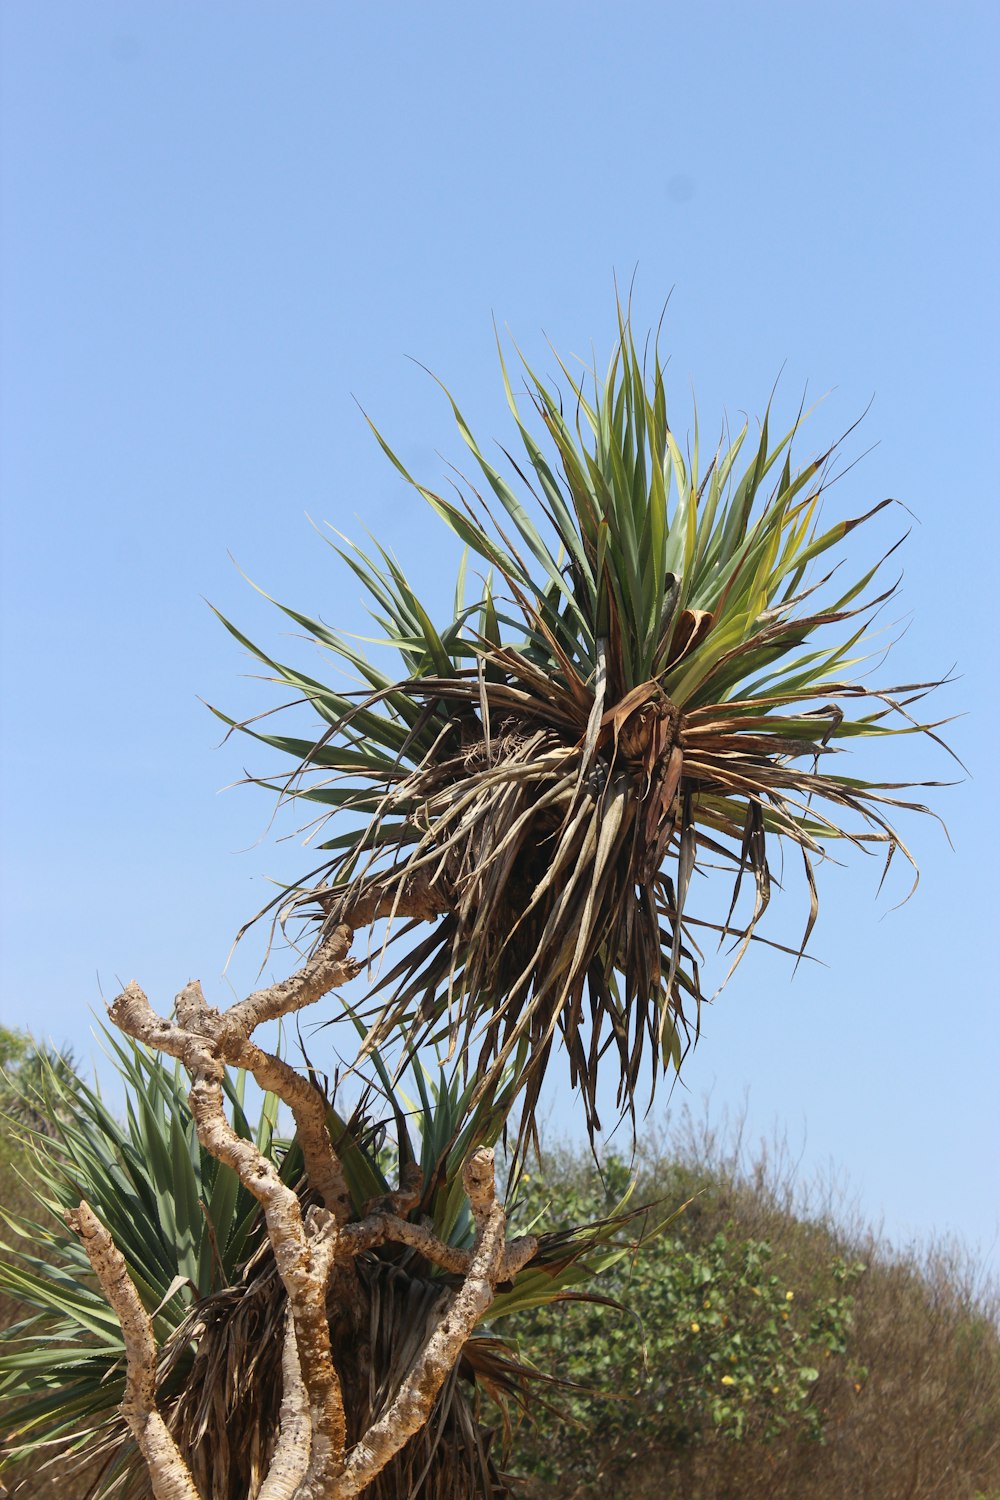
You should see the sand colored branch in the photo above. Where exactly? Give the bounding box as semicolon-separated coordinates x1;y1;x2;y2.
233;1037;351;1222
362;1158;425;1218
228;873;451;1036
338;1211;537;1281
227;922;360;1034
335;1149;511;1497
189;1072;348;1474
502;1233;539;1279
110;981;349;1487
66;1201;202;1500
103;911;529;1499
254;1308;310;1500
172;979;350;1224
337;1213;475;1274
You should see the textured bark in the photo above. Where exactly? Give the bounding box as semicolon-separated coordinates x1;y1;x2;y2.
77;886;535;1499
65;1202;203;1500
337;1214;479;1274
111;981;349;1491
254;1309;310;1500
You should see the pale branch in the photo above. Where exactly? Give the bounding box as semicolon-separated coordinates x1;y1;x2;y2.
324;870;455;935
362;1158;425;1218
336;1149;511;1497
111;983;219;1080
103;908;533;1500
172;979;351;1225
232;1036;351;1222
228;872;453;1036
502;1232;540;1280
291;1212;345;1499
463;1143;498;1222
179;1076;348;1480
227;922;359;1034
336;1214;475;1275
65;1202;202;1500
110;981;350;1480
337;1212;539;1282
254;1308;309;1500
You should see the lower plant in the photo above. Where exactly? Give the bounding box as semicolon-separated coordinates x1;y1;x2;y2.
0;1021;659;1499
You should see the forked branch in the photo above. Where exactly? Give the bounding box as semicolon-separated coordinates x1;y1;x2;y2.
72;898;534;1500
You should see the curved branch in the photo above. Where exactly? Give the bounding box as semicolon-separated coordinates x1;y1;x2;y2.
102;884;529;1500
228;923;360;1034
110;982;348;1489
228;871;453;1036
336;1149;509;1496
336;1214;474;1275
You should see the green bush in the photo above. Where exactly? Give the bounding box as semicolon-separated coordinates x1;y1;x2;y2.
508;1156;864;1490
504;1143;1000;1499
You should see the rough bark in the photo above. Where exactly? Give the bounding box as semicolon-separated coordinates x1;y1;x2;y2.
65;1202;203;1500
335;1149;527;1497
254;1308;310;1500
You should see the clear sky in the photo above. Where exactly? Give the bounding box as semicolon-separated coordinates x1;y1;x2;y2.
1;2;998;1263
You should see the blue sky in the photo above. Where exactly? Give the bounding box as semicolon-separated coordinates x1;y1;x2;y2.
1;2;997;1261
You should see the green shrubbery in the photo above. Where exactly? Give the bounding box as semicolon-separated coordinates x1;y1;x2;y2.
506;1141;1000;1499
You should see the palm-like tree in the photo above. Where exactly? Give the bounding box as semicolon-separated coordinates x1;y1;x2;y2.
2;304;950;1498
217;305;948;1153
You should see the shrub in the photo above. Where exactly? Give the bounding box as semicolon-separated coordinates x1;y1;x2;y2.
506;1137;1000;1499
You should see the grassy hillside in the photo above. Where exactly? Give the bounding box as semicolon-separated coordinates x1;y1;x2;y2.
505;1120;1000;1500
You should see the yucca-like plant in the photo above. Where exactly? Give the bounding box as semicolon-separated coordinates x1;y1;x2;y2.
216;304;949;1148
0;1033;287;1496
0;1031;656;1499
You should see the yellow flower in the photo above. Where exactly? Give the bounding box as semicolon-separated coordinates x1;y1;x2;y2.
771;1384;781;1395
785;1290;794;1302
721;1375;735;1386
690;1322;700;1333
